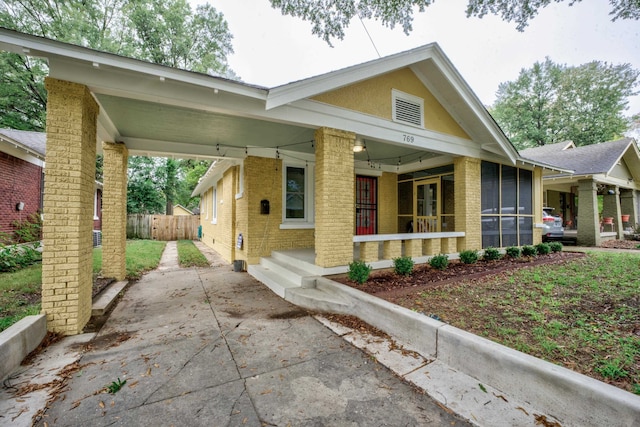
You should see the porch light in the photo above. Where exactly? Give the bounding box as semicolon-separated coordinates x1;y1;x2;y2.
353;138;366;153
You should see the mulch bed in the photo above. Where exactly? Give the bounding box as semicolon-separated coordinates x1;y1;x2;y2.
332;251;585;301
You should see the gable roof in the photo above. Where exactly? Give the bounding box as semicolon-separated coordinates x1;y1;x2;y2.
0;128;46;159
521;138;637;176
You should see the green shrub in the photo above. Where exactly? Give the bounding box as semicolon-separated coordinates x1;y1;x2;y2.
505;246;521;258
348;260;372;284
11;213;42;243
393;256;414;276
483;247;502;261
459;249;479;264
429;254;449;270
535;242;551;255
0;243;41;273
549;241;563;253
522;245;537;257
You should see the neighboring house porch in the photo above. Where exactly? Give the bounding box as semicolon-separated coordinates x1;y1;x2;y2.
522;139;640;246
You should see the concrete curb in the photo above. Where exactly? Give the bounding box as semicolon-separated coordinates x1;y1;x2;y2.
289;277;640;426
0;314;46;381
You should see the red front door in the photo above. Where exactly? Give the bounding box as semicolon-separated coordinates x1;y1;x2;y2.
356;176;377;235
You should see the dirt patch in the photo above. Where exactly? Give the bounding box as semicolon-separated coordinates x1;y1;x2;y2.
600;239;640;250
269;309;309;319
81;331;134;352
92;277;115;298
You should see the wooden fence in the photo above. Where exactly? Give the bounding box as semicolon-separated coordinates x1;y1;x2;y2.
126;214;200;241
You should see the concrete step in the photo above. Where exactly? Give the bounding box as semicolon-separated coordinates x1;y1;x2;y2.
247;265;300;298
260;256;310;286
92;280;128;316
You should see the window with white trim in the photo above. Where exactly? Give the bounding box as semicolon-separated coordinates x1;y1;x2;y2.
211;186;217;224
392;89;424;128
282;163;314;226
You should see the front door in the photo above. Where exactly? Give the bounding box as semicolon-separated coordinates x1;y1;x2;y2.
356;176;377;235
414;179;439;232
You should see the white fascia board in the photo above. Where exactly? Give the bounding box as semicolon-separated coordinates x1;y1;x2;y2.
191;159;238;196
0;29;266;100
288;99;482;158
516;158;573;174
0;139;44;166
266;44;439;110
605;140;635;176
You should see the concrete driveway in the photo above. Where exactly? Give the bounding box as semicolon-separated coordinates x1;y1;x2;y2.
35;254;469;426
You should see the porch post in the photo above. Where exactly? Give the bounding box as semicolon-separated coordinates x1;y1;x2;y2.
314;127;355;267
602;185;623;239
102;142;128;280
41;78;98;335
453;157;481;251
620;189;638;228
576;179;601;246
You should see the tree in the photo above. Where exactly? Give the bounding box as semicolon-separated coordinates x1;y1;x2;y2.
126;156;167;214
0;0;234;131
269;0;640;44
491;59;639;149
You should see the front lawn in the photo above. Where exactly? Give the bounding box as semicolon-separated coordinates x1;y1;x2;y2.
389;252;640;394
1;240;166;332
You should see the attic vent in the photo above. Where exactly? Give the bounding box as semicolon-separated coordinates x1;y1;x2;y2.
392;89;424;128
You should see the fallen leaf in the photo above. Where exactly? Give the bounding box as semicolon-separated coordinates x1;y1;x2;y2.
146;367;152;376
242;417;248;424
493;393;508;402
99;401;105;409
70;401;81;410
128;380;139;388
153;363;160;368
516;406;530;416
260;389;272;395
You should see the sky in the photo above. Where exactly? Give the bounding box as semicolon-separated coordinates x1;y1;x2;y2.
192;0;640;115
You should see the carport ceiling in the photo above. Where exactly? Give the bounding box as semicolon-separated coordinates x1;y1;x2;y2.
97;94;440;165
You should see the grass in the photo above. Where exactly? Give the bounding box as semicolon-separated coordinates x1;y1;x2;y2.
93;239;166;279
407;252;640;394
1;240;166;332
176;240;209;268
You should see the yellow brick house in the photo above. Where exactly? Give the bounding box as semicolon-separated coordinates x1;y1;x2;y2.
0;28;560;334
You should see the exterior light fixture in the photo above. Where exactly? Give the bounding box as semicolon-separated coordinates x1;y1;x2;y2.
353;138;366;153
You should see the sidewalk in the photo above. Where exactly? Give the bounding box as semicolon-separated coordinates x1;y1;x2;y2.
16;245;468;426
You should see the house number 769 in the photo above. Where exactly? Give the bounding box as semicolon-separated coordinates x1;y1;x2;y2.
403;134;415;143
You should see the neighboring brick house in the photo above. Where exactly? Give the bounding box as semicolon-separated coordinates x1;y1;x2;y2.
0;128;103;240
0;129;45;238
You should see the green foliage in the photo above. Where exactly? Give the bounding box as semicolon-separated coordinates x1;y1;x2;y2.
348;260;372;284
522;245;538;257
459;249;480;264
107;378;127;394
596;359;629;380
0;263;41;332
0;0;234;131
483;247;502;261
491;58;639;149
535;242;551;255
505;246;521;258
0;243;41;273
269;1;640;44
177;240;209;267
549;241;563;253
11;213;42;243
393;256;414;276
429;254;449;270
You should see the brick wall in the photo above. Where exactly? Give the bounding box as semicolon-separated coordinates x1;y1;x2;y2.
41;78;98;335
315;127;355;267
454;157;481;251
200;167;239;262
102;142;128;280
0;151;43;236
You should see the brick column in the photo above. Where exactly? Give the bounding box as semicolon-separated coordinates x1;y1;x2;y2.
454;157;481;250
315;127;355;267
602;186;623;238
41;78;98;335
620;189;638;228
577;179;601;246
102;142;128;280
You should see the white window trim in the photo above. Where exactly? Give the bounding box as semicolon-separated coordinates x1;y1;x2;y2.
392;89;424;128
211;186;217;224
282;162;315;226
93;190;99;220
235;162;244;200
204;190;208;220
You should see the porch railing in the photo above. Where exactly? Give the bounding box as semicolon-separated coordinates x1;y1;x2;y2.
353;231;465;263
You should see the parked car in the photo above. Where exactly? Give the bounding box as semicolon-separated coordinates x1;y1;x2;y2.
542;208;564;241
